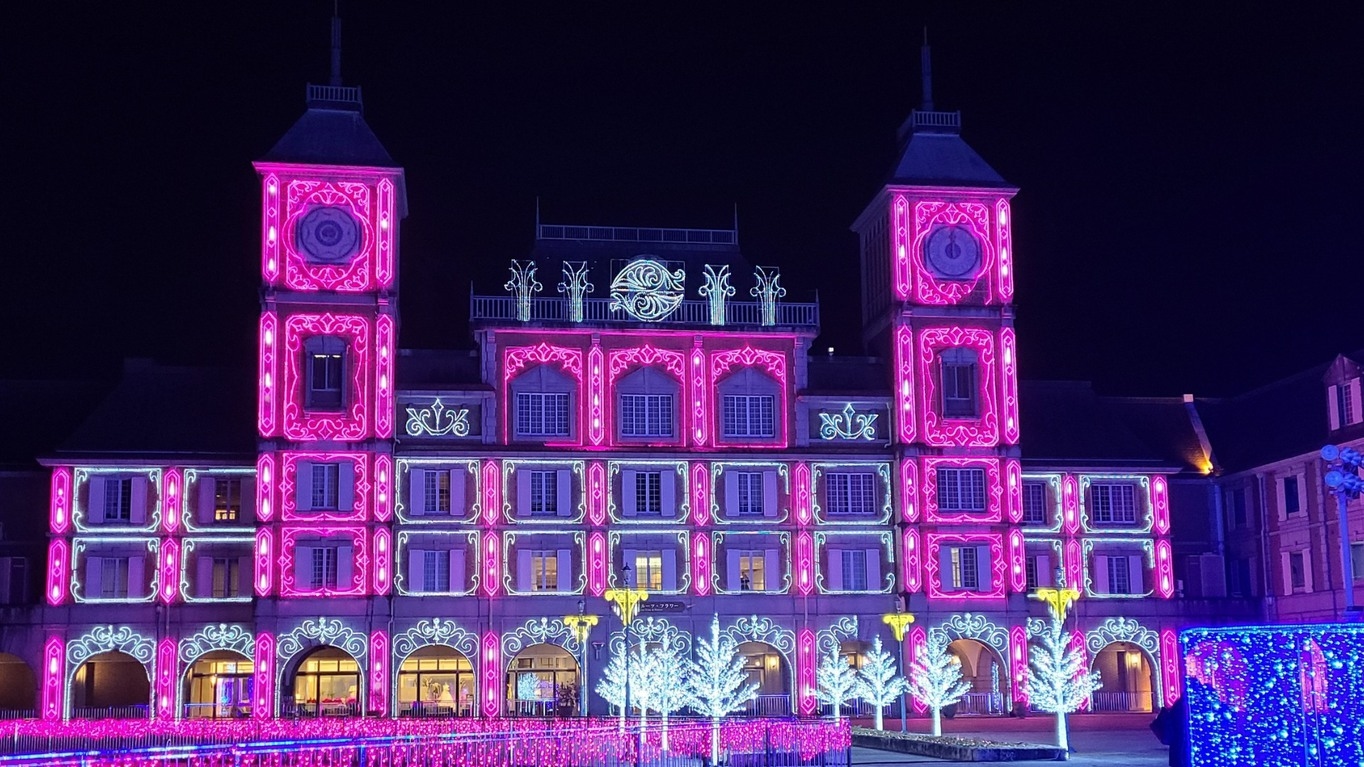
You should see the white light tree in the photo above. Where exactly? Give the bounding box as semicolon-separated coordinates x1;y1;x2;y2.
643;634;690;751
815;649;859;723
906;632;970;736
856;636;908;731
686;615;759;765
1023;615;1101;756
596;649;630;730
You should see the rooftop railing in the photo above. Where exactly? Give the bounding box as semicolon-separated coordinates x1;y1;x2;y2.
470;294;819;329
538;224;737;245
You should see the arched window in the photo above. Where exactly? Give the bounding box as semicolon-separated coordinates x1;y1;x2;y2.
510;365;576;439
616;367;679;441
718;368;780;441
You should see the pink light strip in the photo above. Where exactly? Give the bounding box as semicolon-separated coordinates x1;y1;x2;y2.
280;451;371;521
502;343;585;446
796;629;817;716
256;453;275;522
899;459;918;523
279;525;370;598
373;454;393;522
1009;625;1029;708
691;532;712;596
792;463;812;526
482;532;501;597
902;529;921;593
690;462;710;526
157;539;180;604
369;630;389;715
49;467;72;535
1001;327;1020;444
1160;629;1181;704
924;533;1006;600
1062;475;1080;535
254;528;275;597
587;344;605;446
1064;538;1083;591
282;313;373;442
254;633;275;719
588;531;607;596
893;325;915;444
1071;630;1089;711
908;627;927;713
1007;529;1026;593
482;461;500;525
996;199;1014;300
689;344;709;447
911;200;999;305
480;632;501;718
892;194;911;300
376;178;396;286
1005;460;1023;523
375;314;395;439
1152;475;1171;535
1155;539;1174;599
261;174;280;283
918;325;1000;447
46;540;69;606
155;638;177;720
587;462;607;526
794;531;814;596
42;636;64;721
922;457;1004;523
161;469;182;534
258;312;278;437
373;528;392;596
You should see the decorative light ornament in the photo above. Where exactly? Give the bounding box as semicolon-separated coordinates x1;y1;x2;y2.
556;261;593;323
906;630;970;736
818;403;879;441
750;266;786;326
854;636;908;731
815;648;859;723
610;258;685;322
504;260;543;322
697;264;735;325
403;398;471;437
686;615;760;765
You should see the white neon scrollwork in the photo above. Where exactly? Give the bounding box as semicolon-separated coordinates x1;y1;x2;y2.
404;398;471;437
610;258;685;322
557;261;594;323
504;260;543;322
501;617;580;658
392;617;478;660
815;616;859;657
179;624;255;665
698;264;735;326
750;266;786;326
818;403;879;441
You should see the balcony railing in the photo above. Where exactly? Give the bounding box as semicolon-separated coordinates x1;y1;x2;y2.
1088;690;1153;712
70;705;149;720
470;295;819;328
539;223;736;245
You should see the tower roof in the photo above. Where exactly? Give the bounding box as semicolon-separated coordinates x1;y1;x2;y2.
887;110;1011;188
261;84;398;168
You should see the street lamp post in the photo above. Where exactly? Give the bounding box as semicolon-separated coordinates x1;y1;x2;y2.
881;602;915;732
564;599;599;716
1321;445;1362;619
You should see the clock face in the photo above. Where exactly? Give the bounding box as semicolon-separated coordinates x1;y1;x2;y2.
924;225;982;279
296;205;362;264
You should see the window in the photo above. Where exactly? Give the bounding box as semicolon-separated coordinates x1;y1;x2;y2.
826;473;876;515
738;551;766;591
0;557;26;604
312;547;339;590
306;338;346;410
1090;484;1137;525
1022;482;1047;525
1340;383;1357;427
1025;555;1040;591
105;478;134;523
940;348;978;418
736;472;764;516
1289;551;1306;591
1107;556;1131;595
424;471;451;514
722;395;775;438
212;557;241;598
620;394;673;438
633;551;663;591
1352;543;1364;582
530;551;559;592
516;392;570;437
423;550;451;592
214;478;242;522
936;468;986;513
951;547;979;590
841;550;868;591
1228;558;1252;597
1226;488;1246;528
529;471;558;516
311;464;340;510
1283;476;1300;516
100;558;131;599
634;472;662;515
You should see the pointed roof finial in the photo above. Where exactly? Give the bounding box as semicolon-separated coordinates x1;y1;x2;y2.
920;27;934;111
329;0;343;87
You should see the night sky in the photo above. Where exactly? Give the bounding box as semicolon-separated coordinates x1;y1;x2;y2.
4;3;1361;397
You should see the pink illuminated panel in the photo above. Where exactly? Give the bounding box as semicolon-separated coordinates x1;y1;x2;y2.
924;533;1006;600
1152;476;1171;535
899;459;919;523
42;636;64;721
1155;539;1174;598
261;173;281;282
280;451;371;521
375;314;395;438
995;200;1013;300
158;539;180;604
155;638;177;720
689;345;709;446
1000;328;1020;444
258;312;279;437
918;326;999;447
503;343;585;445
588;531;607;596
1007;529;1026;593
375;179;396;286
797;629;817;716
1064;538;1083;590
1071;630;1089;711
256;454;276;522
281;179;378;293
161;469;182;534
1062;475;1081;534
691;532;712;596
46;540;69;606
892;195;912;301
254;633;275;719
282;313;373;441
792;463;812;525
690;463;710;525
922;457;1003;523
606;344;687;445
50;467;72;535
373;528;392;596
254;528;274;596
1010;626;1029;707
373;454;393;522
893;324;916;444
482;532;501;596
481;461;500;525
279;526;369;598
1004;460;1023;523
794;531;814;596
1160;629;1181;704
901;530;921;593
369;630;389;715
907;627;927;713
587;345;605;446
711;346;789;446
587;462;607;526
911;200;997;305
481;632;501;718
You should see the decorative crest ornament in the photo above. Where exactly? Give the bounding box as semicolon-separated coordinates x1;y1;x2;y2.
818;403;880;441
67;625;155;669
392;617;478;660
698;264;735;325
557;261;594;323
814;615;859;657
179;623;255;664
609;258;685;322
276;616;367;665
403;398;471;437
930;613;1010;663
501;616;581;657
724;614;796;658
504;260;543;322
750;266;786;326
606;615;690;654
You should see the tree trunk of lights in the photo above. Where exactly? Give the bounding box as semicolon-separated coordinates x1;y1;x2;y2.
1056;711;1069;758
931;706;942;737
711;717;720;766
661;709;670;752
874;703;884;731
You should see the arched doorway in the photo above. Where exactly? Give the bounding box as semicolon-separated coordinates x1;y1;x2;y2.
506;643;578;717
0;653;36;715
182;650;253;719
398;645;475;717
286;646;361;717
1089;641;1154;712
738;641;791;716
946;639;1006;715
70;650;150;718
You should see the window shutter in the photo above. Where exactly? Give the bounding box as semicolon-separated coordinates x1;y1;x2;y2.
726;549;740;591
87;557;103;598
337;546;354;589
975;547;988;591
410;470;426;516
938;547;955;592
197;556;214;598
1095;555;1110;594
724;473;739;518
1296;476;1307;520
556;549;572;592
662;550;677;591
1275;479;1287;521
130;477;148;525
297;547;315;590
1303;548;1313;593
409;549;426;592
127;555;145;599
828;550;844;591
1281;551;1292;595
237;556;251;596
240;478;256;522
198;478;216;524
660;470;676;518
449;548;465;593
1328;385;1342;430
556;470;572;517
516;471;531;517
89;477;107;523
517;550;531;592
623;471;637;517
1038;555;1052;588
1350;379;1363;425
449;470;466;516
762;472;779;518
1127;555;1143;594
296;462;314;512
765;549;780;592
338;462;356;512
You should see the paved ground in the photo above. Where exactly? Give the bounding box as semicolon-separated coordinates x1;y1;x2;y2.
853;713;1170;766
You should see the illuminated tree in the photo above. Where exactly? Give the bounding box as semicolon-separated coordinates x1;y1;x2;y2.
644;634;690;751
856;636;908;731
596;650;630;730
906;632;970;736
516;673;541;703
686;615;759;765
1024;614;1101;755
815;649;859;723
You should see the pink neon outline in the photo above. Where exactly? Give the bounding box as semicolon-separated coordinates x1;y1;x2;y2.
588;531;607;596
376;178;396;286
796;629;817;716
1007;529;1026;593
254;632;275;719
606;344;687;447
711;346;789;447
480;631;501;718
369;630;389;715
155;638;177;720
898;459;918;523
689;344;709;446
157;539;180;604
1010;626;1029;707
161;469;182;534
375;314;395;439
690;463;710;526
908;627;927;713
587;345;605;445
502;343;585;446
256;454;275;522
1152;476;1171;535
282;313;373;441
587;462;607;526
911;200;998;305
1062;475;1081;535
481;532;500;596
1064;538;1083;590
373;454;393;522
1160;629;1181;704
258;312;279;437
46;540;69;606
281;179;378;293
280;451;371;521
893;325;916;444
794;531;814;596
50;467;72;535
891;195;912;300
792;463;812;526
278;525;369;598
373;528;392;596
1000;328;1020;444
261;173;281;283
481;461;500;525
42;636;64;721
918;326;1000;447
254;528;274;597
922;457;1004;523
1071;629;1089;711
1004;460;1023;523
924;532;1006;600
691;532;712;596
996;199;1014;301
1155;539;1174;599
902;529;921;593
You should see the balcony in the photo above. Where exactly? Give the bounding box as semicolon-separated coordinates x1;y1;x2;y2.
471;294;819;329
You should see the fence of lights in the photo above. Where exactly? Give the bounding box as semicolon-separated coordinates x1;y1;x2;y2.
1182;623;1364;767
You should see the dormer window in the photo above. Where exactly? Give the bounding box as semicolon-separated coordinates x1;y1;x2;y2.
510;365;576;441
305;336;347;411
616;367;678;441
1329;378;1363;430
717;367;782;443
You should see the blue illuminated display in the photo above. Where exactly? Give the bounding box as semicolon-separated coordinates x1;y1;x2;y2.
1181;624;1364;767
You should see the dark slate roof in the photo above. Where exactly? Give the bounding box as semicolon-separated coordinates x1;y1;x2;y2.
53;361;256;461
397;349;486;390
1195;361;1336;473
0;379;114;468
805;357;889;394
1019;381;1195;471
889;131;1010;188
261;88;397;168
